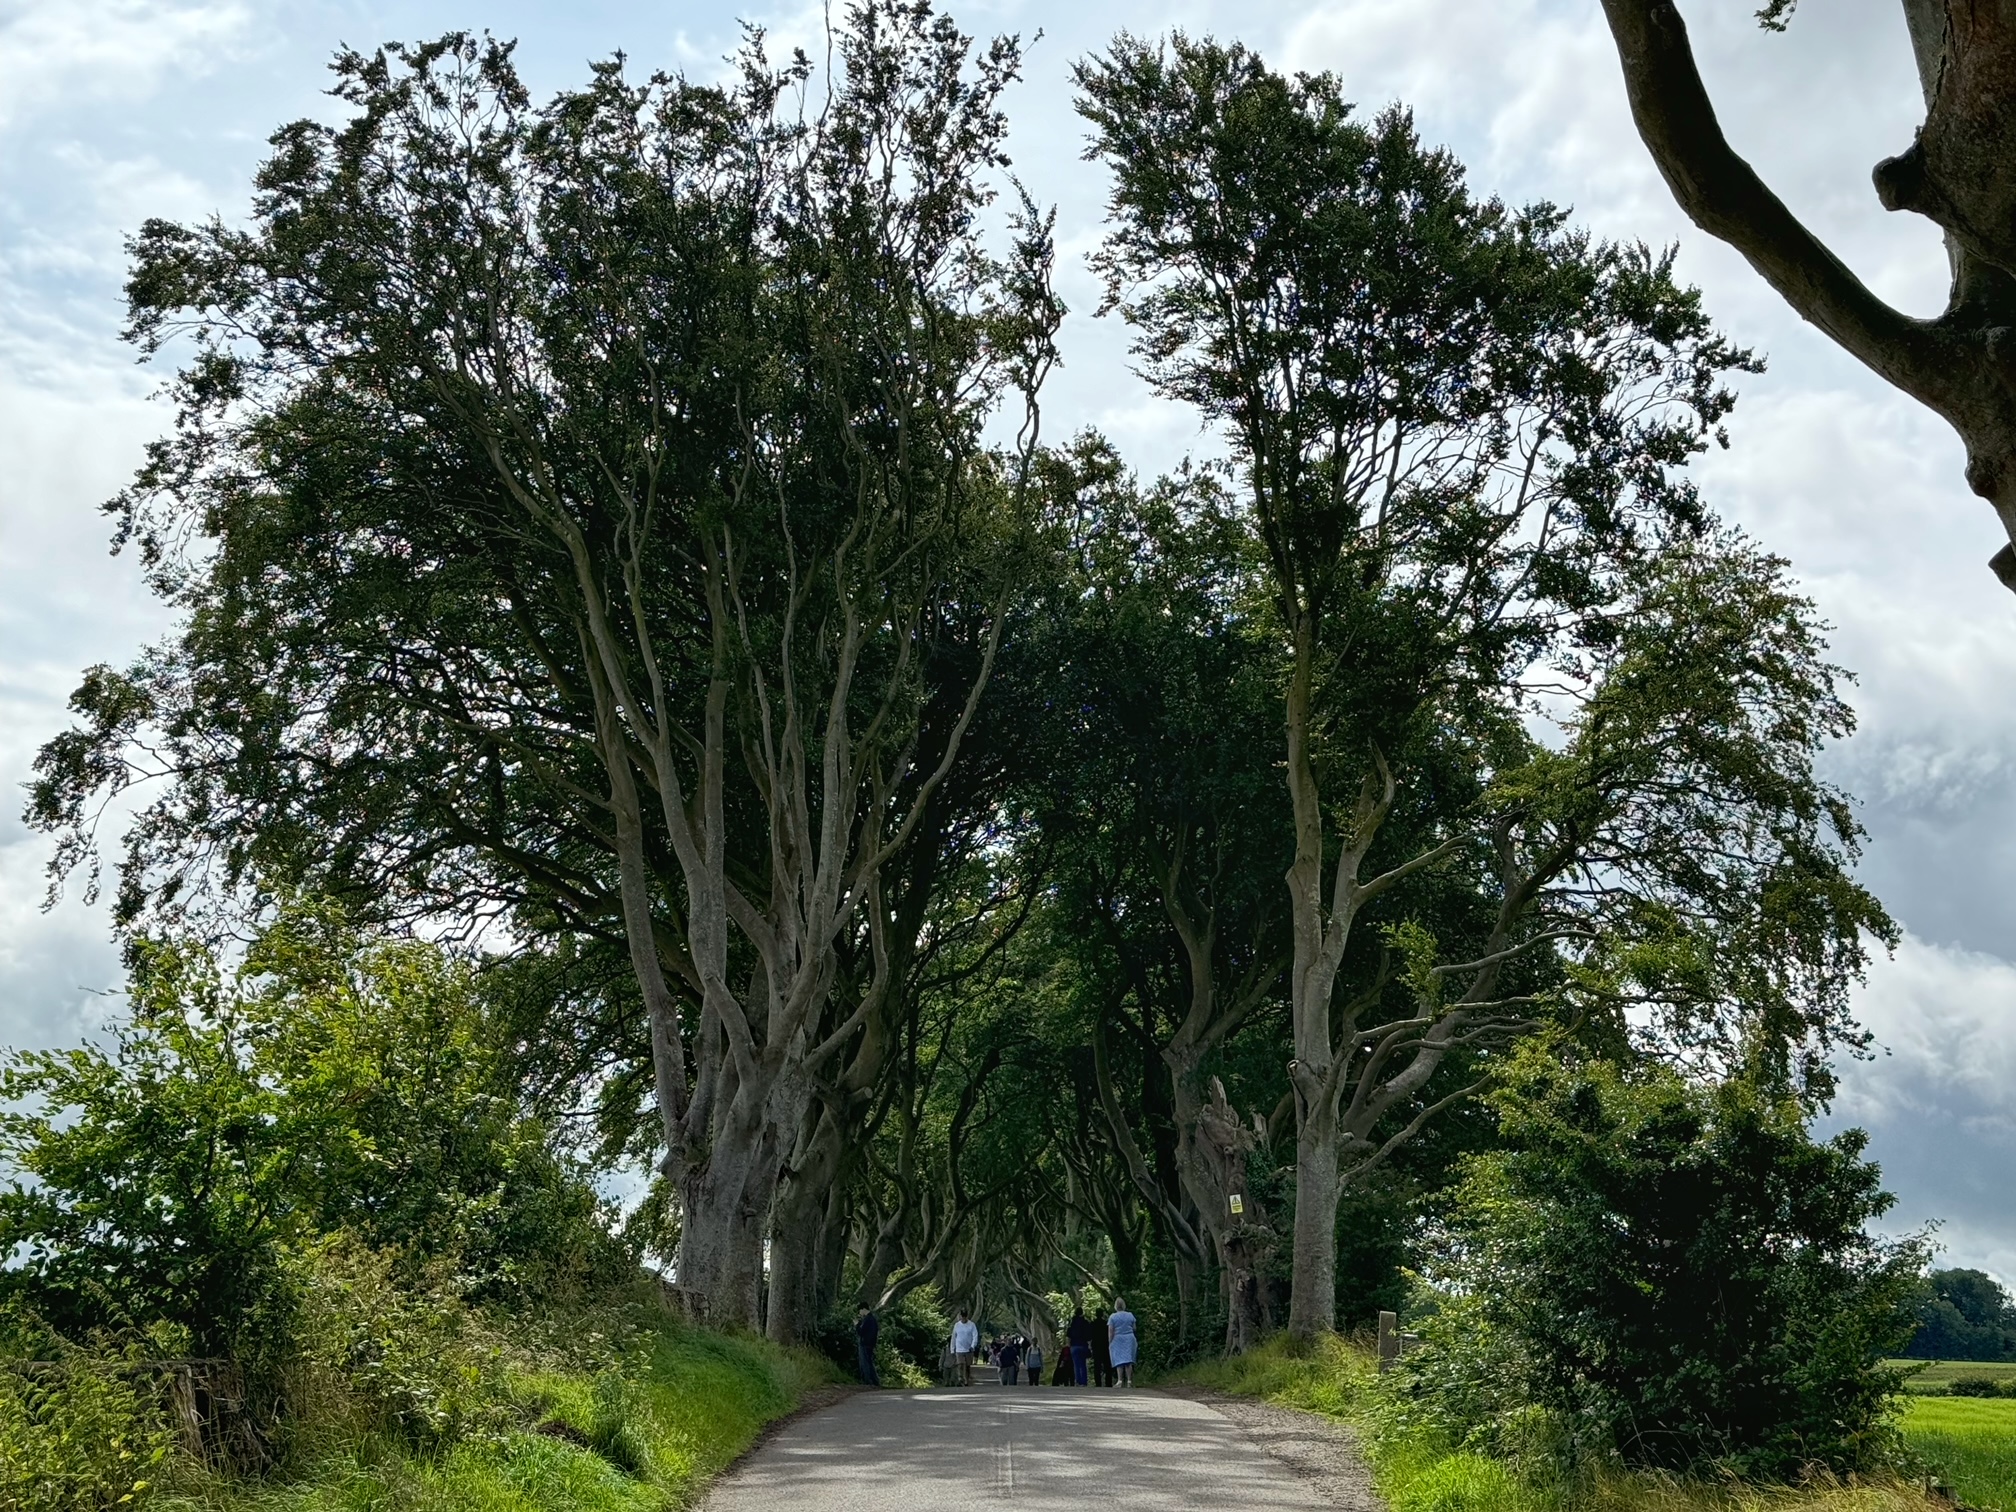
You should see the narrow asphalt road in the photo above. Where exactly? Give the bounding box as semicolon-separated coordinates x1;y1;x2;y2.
701;1387;1335;1510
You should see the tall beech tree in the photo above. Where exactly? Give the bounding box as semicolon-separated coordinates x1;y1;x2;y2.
31;9;1059;1334
1078;35;1891;1336
1599;0;2016;592
1022;440;1291;1352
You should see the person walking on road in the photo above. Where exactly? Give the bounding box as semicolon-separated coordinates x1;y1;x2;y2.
1108;1298;1139;1387
854;1304;880;1387
951;1310;979;1386
1065;1307;1092;1386
1090;1309;1114;1387
998;1334;1022;1386
1023;1333;1043;1386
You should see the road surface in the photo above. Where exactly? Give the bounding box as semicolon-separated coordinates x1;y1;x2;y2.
701;1387;1336;1510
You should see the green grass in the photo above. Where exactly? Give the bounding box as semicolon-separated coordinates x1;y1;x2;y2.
1172;1333;1559;1512
153;1308;838;1512
1171;1335;1952;1512
1902;1397;2016;1512
1888;1361;2016;1395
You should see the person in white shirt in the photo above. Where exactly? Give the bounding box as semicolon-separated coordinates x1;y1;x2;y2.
950;1310;979;1386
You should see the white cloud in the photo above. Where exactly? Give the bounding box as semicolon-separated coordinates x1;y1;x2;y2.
0;0;254;132
1828;935;2016;1281
1842;936;2016;1128
0;376;175;1057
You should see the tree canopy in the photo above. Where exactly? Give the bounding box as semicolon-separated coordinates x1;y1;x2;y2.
26;6;1903;1429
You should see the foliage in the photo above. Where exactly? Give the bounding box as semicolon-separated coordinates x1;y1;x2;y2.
0;983;301;1386
145;1300;837;1512
1946;1376;2010;1399
287;1238;510;1449
1405;1048;1924;1476
0;904;622;1414
28;0;1062;1332
1894;1360;2016;1396
237;909;628;1300
1072;28;1890;1341
1177;1334;1960;1512
0;1345;173;1512
809;1276;947;1385
6;11;1926;1495
1905;1270;2016;1362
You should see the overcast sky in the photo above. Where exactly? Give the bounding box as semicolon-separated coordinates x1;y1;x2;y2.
4;0;2010;1276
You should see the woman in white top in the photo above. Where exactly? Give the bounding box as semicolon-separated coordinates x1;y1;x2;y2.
1106;1298;1139;1387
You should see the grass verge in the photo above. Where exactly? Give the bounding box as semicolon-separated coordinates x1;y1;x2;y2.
1902;1398;2016;1512
1171;1335;1955;1512
152;1303;839;1512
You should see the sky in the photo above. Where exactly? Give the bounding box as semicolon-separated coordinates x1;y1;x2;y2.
3;0;2012;1275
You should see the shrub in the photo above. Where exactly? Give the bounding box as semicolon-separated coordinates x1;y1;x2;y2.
0;962;302;1398
238;906;631;1301
0;903;628;1447
879;1284;952;1378
1945;1376;2004;1398
1406;1047;1924;1477
288;1238;509;1447
0;1354;172;1512
812;1278;949;1383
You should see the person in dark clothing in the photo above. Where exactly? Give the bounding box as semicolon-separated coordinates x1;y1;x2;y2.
1090;1311;1114;1387
1050;1336;1073;1385
999;1334;1022;1385
1066;1307;1093;1386
854;1304;880;1387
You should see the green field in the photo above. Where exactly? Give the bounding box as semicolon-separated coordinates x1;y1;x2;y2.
1889;1360;2016;1395
1904;1396;2016;1512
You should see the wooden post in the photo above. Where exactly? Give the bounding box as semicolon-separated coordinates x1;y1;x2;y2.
1378;1310;1400;1373
169;1364;204;1454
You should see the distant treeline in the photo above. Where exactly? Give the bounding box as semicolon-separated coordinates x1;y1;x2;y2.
1907;1270;2016;1361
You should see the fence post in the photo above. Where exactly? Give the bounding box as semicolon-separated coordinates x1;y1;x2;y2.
1377;1310;1400;1373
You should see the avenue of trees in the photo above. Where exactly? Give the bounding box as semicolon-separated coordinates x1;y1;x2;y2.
13;2;1930;1478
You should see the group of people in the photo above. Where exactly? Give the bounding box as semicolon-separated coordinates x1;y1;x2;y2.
850;1297;1142;1390
937;1302;1139;1387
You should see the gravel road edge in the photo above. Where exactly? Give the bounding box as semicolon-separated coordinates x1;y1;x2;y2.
1163;1387;1387;1512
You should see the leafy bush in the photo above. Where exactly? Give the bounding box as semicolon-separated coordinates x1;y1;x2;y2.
0;1353;172;1512
1405;1048;1924;1477
0;973;302;1394
0;905;626;1457
237;906;630;1300
811;1277;949;1383
1944;1376;2006;1399
880;1284;952;1378
288;1238;508;1447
